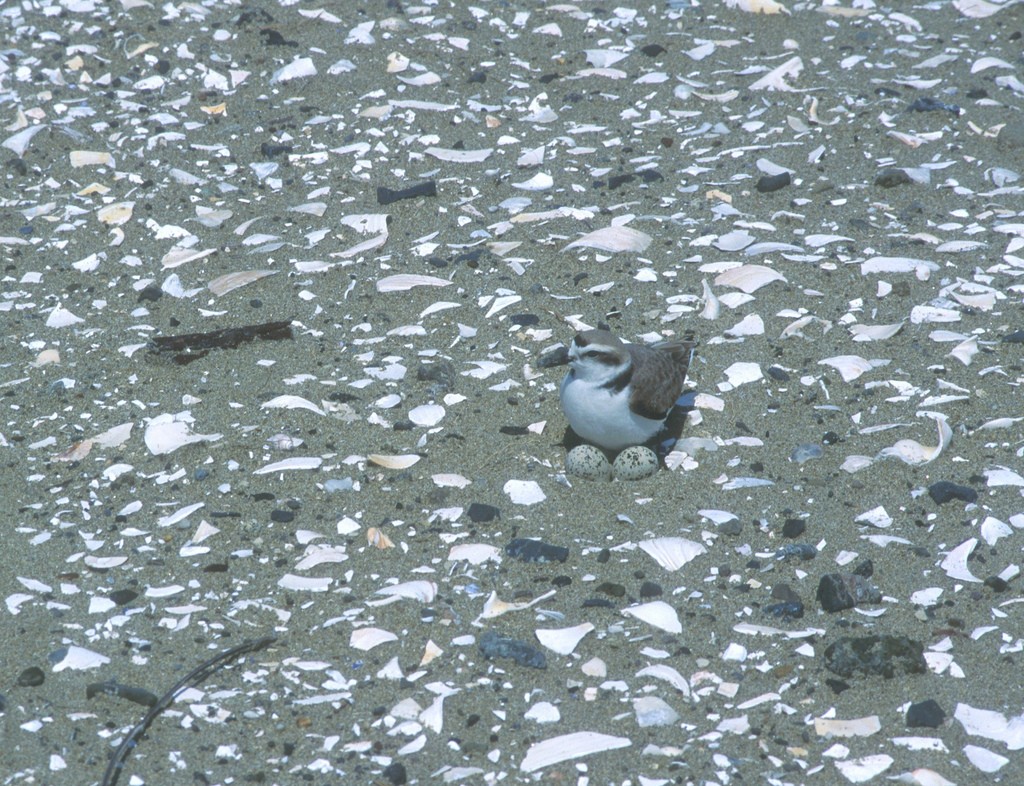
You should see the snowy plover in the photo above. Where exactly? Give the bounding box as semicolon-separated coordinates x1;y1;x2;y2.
557;329;696;451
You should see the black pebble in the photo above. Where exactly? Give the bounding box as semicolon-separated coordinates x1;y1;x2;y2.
16;667;44;687
755;172;791;193
270;509;294;523
594;581;625;598
382;762;407;785
824;635;926;678
906;699;946;728
109;589;139;606
467;503;500;523
478;630;546;669
505;538;568;563
874;168;912;187
928;480;977;505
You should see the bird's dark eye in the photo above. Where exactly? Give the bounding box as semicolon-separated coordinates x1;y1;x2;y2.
585;350;618;365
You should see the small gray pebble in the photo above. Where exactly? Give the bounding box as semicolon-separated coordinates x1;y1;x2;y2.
612;446;659;481
565;444;612;481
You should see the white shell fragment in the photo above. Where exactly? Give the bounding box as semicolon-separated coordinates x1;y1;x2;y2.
144;412;223;455
376;274;452;292
519;731;631;773
563;225;652;253
638;537;707;571
368;453;421;469
877;414;952;466
503;479;546;505
714;265;787;293
536;622;594;655
622;601;682;634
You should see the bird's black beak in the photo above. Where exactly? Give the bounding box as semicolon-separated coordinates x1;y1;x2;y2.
537;345;570;368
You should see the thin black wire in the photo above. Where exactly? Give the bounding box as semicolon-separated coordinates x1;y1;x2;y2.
100;636;278;786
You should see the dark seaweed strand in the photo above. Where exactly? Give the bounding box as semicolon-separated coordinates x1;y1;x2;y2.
100;636;278;786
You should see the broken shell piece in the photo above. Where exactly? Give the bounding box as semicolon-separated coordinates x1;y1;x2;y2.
519;731;631;773
819;355;889;382
270;56;317;84
386;51;409;73
368;453;421;469
878;413;952;466
563;225;652;253
447;543;501;565
408;403;445;426
376;273;452;292
144;411;223;455
503;479;546;505
209;270;277;296
536;622;594;656
622;600;682;634
633;695;681;727
33;349;60;367
366;527;395;549
96;202;134;225
70;150;114;168
370;580;437;605
639;537;707;571
714;264;787;294
350;627;398;651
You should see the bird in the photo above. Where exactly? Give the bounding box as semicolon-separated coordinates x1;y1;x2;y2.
557;329;696;452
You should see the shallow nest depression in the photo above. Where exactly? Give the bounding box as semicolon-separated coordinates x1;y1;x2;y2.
2;0;1024;784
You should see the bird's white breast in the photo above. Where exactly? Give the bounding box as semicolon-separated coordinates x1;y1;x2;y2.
560;373;664;451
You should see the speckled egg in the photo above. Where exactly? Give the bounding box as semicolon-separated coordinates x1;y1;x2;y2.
613;446;659;481
565;444;613;481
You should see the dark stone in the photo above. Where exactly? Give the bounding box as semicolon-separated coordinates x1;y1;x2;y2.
137;284;163;302
594;582;625;598
376;180;437;206
467;503;500;523
776;543;816;561
270;509;294;523
499;426;530;436
928;481;977;505
505;538;568;563
260;142;292;158
984;576;1009;593
906;699;945;728
416;360;456;393
817;572;881;612
907;97;960;114
639;581;662;598
478;630;546;669
874;168;912;187
824;635;926;678
755;172;791;193
16;667;44;687
382;763;407;785
782;518;806;538
764;601;804;620
109;589;139;606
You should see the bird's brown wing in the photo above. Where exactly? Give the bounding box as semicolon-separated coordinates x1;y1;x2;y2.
626;335;696;420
